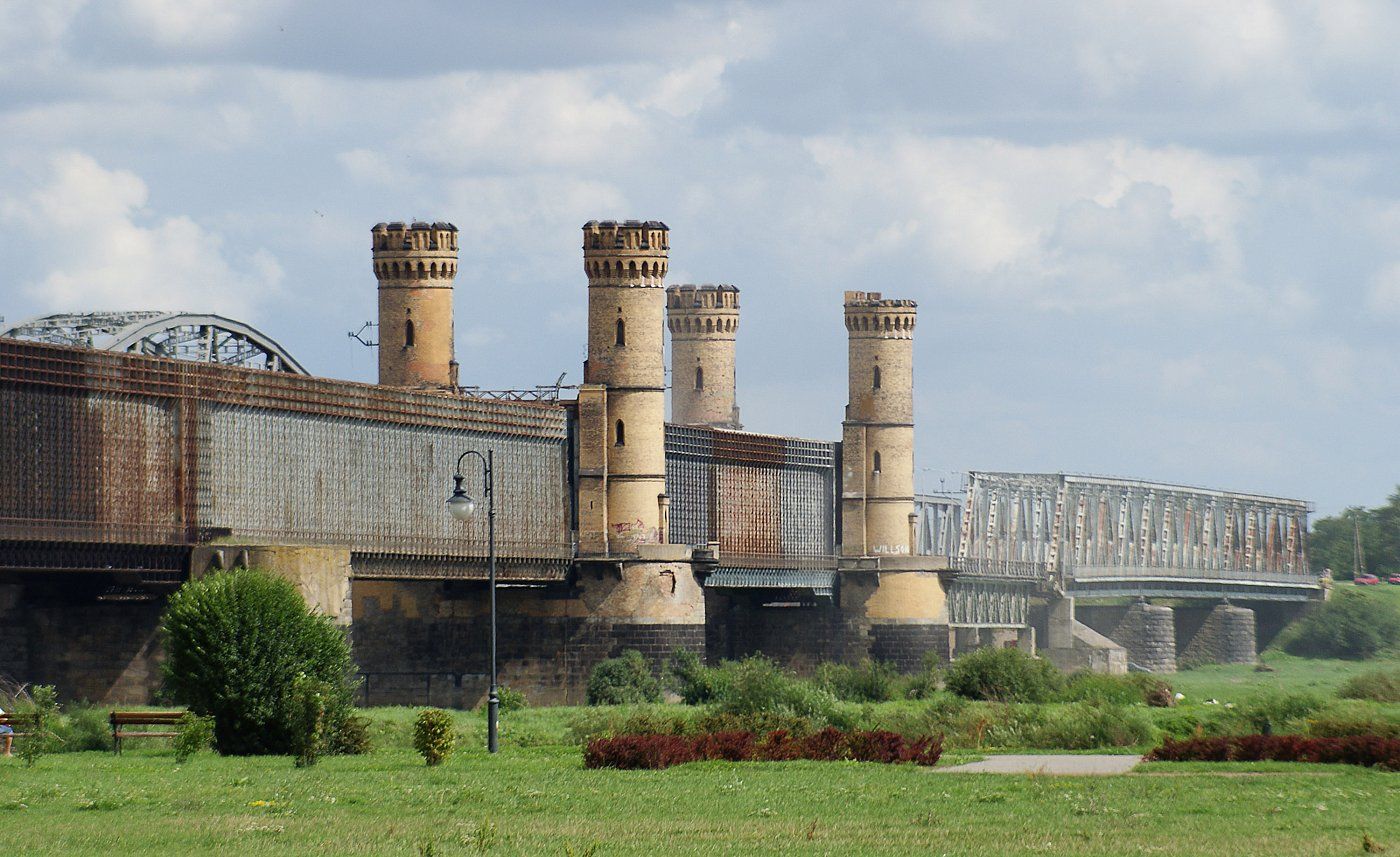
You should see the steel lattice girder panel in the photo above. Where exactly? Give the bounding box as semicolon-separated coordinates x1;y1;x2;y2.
664;424;836;566
959;471;1314;586
0;338;572;561
198;404;572;559
946;578;1031;627
0;386;184;544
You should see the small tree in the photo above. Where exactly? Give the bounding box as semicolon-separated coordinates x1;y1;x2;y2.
16;684;60;767
172;712;215;764
587;650;662;705
413;708;456;766
161;568;357;755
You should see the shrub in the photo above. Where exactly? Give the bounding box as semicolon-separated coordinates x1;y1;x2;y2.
15;685;60;767
1281;590;1400;659
569;706;694;743
1147;734;1400;768
945;648;1064;703
173;712;215;763
57;704;113;753
582;728;943;770
1061;672;1175;707
160;568;357;756
667;649;723;705
815;660;901;703
1338;669;1400;703
413;708;456;766
495;685;529;714
1032;703;1157;749
326;713;373;755
587;651;663;706
1238;689;1324;734
287;674;330;767
711;656;840;721
1307;701;1400;740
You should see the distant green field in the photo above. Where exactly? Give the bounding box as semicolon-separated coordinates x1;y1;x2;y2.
1171;652;1400;702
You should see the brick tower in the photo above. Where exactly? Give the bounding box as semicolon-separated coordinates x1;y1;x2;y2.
666;284;741;429
838;291;949;670
580;219;671;551
372;221;458;388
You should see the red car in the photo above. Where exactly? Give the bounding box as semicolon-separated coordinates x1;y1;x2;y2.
1355;574;1381;585
1388;575;1400;585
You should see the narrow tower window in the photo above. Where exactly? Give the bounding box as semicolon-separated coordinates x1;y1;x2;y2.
872;366;881;390
695;366;704;390
404;319;415;348
873;451;882;474
615;319;626;346
615;419;626;446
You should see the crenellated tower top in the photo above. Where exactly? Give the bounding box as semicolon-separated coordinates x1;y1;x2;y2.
666;284;739;338
583;220;669;287
372;221;459;285
843;291;916;339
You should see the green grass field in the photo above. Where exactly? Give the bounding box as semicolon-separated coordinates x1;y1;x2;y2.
5;583;1398;855
3;745;1398;856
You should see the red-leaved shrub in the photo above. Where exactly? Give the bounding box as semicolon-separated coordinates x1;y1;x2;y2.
584;729;944;770
1147;735;1400;768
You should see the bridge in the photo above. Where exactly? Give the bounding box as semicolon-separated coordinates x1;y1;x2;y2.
923;472;1320;672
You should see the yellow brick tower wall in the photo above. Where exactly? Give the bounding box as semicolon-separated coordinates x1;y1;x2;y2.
841;291;917;557
666;284;741;429
582;219;670;551
373;221;458;388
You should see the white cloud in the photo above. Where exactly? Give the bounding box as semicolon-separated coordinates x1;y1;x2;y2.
788;134;1267;313
1;152;281;315
115;0;289;49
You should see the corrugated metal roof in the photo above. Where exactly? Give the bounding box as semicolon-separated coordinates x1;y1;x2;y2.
705;567;837;596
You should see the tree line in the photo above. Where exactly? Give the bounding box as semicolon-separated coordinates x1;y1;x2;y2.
1310;487;1400;579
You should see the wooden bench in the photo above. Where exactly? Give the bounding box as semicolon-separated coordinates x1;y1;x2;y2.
110;711;186;754
0;714;26;752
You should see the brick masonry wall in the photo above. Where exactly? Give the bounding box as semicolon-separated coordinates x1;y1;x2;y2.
1110;602;1177;673
870;623;952;673
704;590;844;674
13;581;166;703
1179;604;1256;666
352;580;704;706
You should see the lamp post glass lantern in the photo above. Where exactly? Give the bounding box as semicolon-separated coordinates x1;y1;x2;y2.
445;448;497;753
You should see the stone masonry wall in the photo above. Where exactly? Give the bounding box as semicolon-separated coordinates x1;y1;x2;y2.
1110;602;1177;673
1179;603;1256;666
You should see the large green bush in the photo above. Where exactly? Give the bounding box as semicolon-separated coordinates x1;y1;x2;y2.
587;650;663;705
1280;590;1400;659
945;647;1064;703
815;659;902;703
1337;669;1400;703
666;649;724;705
710;655;840;721
160;568;357;756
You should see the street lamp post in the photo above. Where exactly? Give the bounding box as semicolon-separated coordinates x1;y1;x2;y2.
445;448;498;753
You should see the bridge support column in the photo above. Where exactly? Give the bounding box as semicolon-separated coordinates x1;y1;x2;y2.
1046;595;1075;650
1179;602;1256;666
1111;601;1177;673
840;569;951;671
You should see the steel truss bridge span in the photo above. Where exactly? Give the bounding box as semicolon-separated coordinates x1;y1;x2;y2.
1;311;308;374
956;472;1318;602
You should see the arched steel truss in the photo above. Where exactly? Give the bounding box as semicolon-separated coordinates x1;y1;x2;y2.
0;311;308;374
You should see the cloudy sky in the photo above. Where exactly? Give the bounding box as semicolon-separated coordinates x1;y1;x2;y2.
2;0;1397;515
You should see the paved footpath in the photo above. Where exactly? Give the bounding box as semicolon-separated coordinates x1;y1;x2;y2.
934;754;1142;775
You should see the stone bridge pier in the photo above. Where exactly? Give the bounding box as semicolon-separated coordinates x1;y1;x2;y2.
1073;599;1260;674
